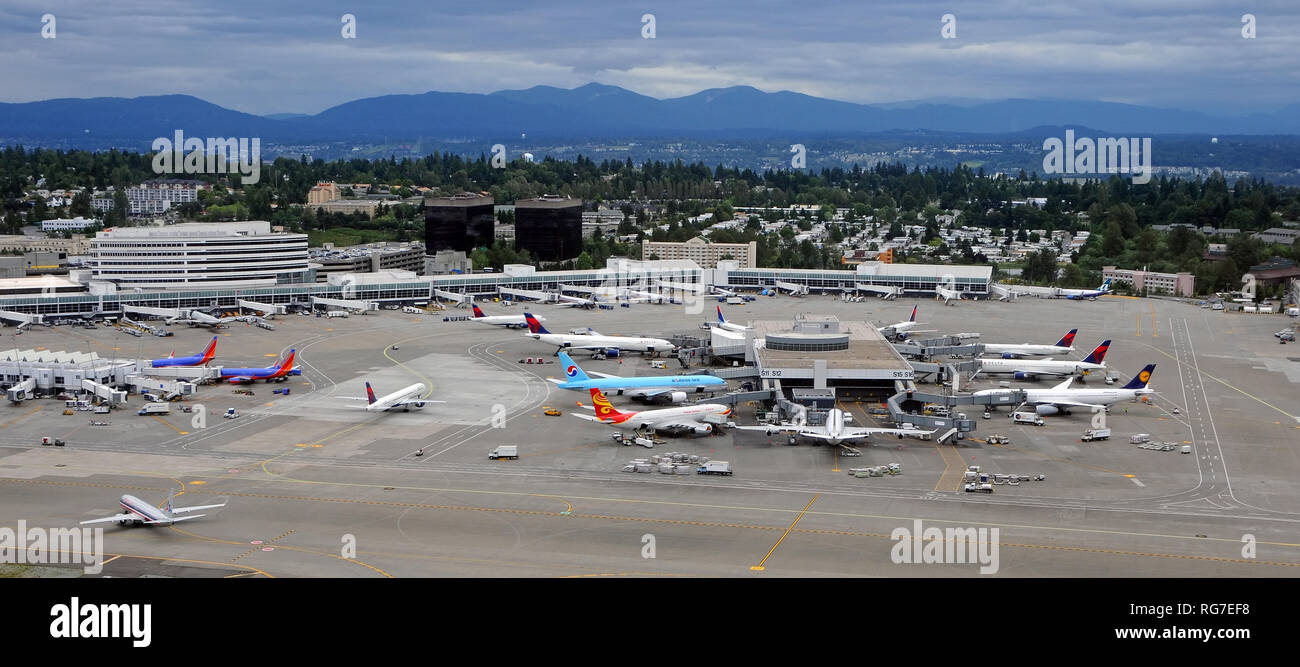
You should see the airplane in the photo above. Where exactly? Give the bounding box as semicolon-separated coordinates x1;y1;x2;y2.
973;339;1110;381
712;306;750;333
1059;278;1112;300
80;492;227;527
470;303;541;329
523;313;676;356
553;293;599;308
548;350;726;403
341;381;442;412
972;363;1156;416
150;336;217;367
573;388;730;435
167;309;239;328
735;408;932;446
220;349;296;383
983;329;1077;358
877;305;934;339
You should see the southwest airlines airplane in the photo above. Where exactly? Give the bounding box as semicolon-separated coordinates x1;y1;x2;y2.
81;493;227;527
219;350;296;384
548;350;726;402
151;336;217;367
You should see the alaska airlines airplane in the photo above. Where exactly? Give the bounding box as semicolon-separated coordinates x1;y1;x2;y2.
81;492;227;527
982;329;1077;359
220;350;296;384
712;306;750;333
342;381;441;412
523;313;676;356
151;336;217;367
1059;279;1112;300
573;388;730;435
470;304;539;329
548;350;726;402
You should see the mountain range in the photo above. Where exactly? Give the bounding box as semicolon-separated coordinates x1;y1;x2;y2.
3;83;1299;148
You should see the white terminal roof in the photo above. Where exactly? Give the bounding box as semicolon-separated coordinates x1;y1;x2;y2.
96;221;297;239
0;348;102;364
0;275;83;291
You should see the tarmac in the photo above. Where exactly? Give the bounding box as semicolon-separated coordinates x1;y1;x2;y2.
1;292;1297;577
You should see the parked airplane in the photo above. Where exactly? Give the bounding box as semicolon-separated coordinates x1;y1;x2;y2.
470;303;540;329
342;381;440;412
524;313;676;356
712;306;751;333
573;388;730;435
548;351;726;402
151;336;217;367
167;309;238;328
973;364;1156;415
877;305;932;338
1059;279;1112;300
736;408;931;446
80;492;227;527
220;349;296;383
974;340;1110;381
983;329;1077;359
554;293;599;308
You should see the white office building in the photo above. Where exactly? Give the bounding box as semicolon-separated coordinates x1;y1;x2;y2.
90;221;312;289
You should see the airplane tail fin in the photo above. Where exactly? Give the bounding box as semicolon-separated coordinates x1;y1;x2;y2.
471;303;485;318
1054;329;1078;347
717;306;726;324
1099;278;1112;292
164;490;176;514
524;312;550;334
1082;339;1111;364
589;388;632;422
1122;364;1156;390
201;336;218;362
909;305;918;322
278;349;297;373
365;382;378;404
558;351;590;382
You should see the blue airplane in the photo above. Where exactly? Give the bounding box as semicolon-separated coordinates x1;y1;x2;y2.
1062;278;1112;300
548;350;727;403
219;349;296;384
151;337;218;367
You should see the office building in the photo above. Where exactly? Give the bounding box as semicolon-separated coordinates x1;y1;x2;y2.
514;195;582;262
424;193;495;254
643;236;757;269
90;221;312;289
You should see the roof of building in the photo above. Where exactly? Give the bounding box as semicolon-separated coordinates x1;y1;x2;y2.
753;318;910;371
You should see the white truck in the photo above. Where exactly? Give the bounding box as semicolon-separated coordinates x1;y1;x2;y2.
402;306;422;314
327;310;348;318
488;445;518;460
726;296;744;305
137;403;170;416
964;482;993;494
697;460;733;476
1080;428;1111;442
1012;410;1045;426
1130;433;1151;444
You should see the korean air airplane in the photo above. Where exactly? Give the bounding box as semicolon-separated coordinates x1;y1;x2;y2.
220;349;296;384
548;350;726;403
150;336;217;367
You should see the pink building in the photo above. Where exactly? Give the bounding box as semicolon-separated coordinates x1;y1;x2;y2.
1102;266;1195;297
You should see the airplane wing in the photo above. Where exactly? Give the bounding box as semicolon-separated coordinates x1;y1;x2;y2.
226;376;254;384
1031;399;1106;410
735;423;800;435
339;396;370;400
571;413;610;423
80;513;136;525
841;427;931;439
146;514;207;524
391;398;445;407
587;371;620;379
170;502;227;514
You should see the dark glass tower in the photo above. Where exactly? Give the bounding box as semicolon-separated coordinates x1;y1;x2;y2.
423;193;495;254
514;196;582;262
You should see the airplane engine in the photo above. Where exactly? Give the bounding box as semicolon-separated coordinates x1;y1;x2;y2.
1002;352;1019;359
667;391;687;404
691;424;713;435
1013;372;1034;381
413;402;426;409
604;348;620;358
1035;405;1060;416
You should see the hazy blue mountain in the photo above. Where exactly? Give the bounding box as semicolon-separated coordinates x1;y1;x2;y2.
262;112;310;121
0;94;282;142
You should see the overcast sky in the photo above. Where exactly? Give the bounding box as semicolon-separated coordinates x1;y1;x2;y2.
2;0;1297;116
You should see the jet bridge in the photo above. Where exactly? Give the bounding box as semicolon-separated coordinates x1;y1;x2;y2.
496;287;551;302
123;305;184;320
141;366;222;383
0;310;43;327
310;296;376;312
432;289;469;304
885;383;1027;443
855;284;900;300
80;379;128;406
6;377;35;403
236;299;285;316
126;376;197;399
893;335;985;361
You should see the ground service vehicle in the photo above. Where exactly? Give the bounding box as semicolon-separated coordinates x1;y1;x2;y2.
488;445;518;460
1012;411;1045;426
1081;428;1111;442
964;482;993;493
137;403;170;416
698;460;733;475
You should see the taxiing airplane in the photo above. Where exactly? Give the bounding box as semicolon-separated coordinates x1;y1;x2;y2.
548;351;726;402
524;313;676;356
736;408;931;446
974;340;1110;381
1059;278;1112;301
342;381;441;412
80;493;227;527
712;306;751;333
220;349;296;384
982;329;1077;359
574;388;730;435
973;363;1156;415
470;304;540;329
151;336;217;367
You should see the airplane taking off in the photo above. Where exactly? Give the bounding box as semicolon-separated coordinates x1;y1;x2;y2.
150;336;217;367
712;306;750;333
80;492;226;527
548;350;726;402
341;381;441;412
523;313;676;356
973;364;1156;415
974;340;1110;381
573;388;730;435
983;329;1077;358
1059;279;1112;300
735;408;931;446
220;349;296;383
470;304;540;329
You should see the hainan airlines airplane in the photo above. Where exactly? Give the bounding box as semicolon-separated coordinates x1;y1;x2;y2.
523;313;676;356
549;350;726;402
974;340;1110;381
220;349;296;384
982;329;1077;358
341;381;441;412
80;492;227;527
470;303;540;329
574;388;730;435
151;336;217;367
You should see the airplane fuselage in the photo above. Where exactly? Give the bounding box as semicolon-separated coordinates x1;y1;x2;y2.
978;358;1106;377
982;343;1077;357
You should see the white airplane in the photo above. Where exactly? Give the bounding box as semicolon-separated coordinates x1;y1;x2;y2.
553;293;599;308
712;306;751;332
524;313;676;356
983;329;1077;358
1058;278;1112;301
736;408;931;446
974;339;1111;381
973;363;1156;415
574;388;730;435
470;304;540;329
877;305;934;339
166;309;239;328
81;492;226;527
342;382;441;412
